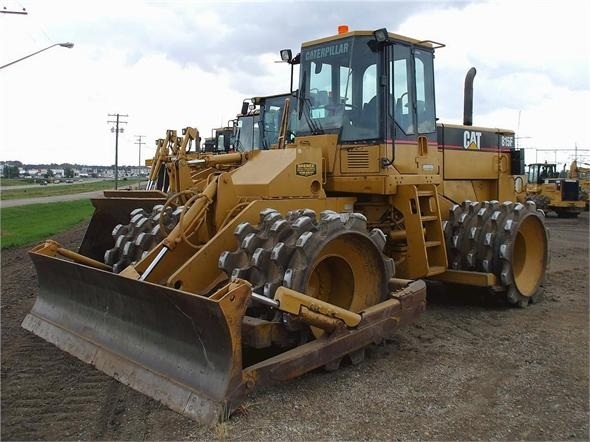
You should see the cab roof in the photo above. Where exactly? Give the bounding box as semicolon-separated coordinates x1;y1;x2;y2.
301;29;440;50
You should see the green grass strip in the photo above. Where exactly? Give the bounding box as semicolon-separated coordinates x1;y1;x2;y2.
0;178;34;187
1;178;142;201
1;200;94;249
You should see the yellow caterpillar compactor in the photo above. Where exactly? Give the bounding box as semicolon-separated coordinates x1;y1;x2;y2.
23;27;549;425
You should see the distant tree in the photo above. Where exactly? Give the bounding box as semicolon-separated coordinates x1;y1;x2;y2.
44;169;54;179
2;165;20;178
64;167;75;178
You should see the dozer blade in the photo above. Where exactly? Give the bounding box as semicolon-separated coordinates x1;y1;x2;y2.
79;192;167;262
22;251;250;426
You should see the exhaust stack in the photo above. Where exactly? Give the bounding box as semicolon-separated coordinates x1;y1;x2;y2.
463;67;477;126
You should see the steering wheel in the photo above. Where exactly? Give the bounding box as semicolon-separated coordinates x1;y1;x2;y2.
399;92;409;107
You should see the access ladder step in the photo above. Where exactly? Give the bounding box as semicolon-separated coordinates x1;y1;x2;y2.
420;215;438;222
416;190;435;197
416;185;447;274
426;265;447;276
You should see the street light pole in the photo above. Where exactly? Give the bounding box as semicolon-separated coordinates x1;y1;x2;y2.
0;42;74;70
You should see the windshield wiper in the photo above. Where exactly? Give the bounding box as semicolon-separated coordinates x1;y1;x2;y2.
297;72;323;135
303;98;324;135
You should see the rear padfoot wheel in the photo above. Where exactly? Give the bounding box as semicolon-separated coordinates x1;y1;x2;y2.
443;200;549;307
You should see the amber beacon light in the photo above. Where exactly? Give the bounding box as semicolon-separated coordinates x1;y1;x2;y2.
338;24;349;34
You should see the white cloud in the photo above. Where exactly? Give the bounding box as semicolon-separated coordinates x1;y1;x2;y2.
397;0;590;164
1;0;589;166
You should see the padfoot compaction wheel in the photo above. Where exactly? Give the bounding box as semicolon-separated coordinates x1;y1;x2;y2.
219;208;395;365
443;200;549;307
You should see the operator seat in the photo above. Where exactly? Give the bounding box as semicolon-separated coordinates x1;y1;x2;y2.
359;96;377;128
395;97;411;133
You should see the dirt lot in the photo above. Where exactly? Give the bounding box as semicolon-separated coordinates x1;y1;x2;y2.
1;213;588;441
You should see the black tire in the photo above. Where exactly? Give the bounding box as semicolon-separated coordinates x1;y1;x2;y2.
525;194;549;212
556;210;579;219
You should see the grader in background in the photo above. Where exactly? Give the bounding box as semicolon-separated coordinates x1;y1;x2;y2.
23;26;549;425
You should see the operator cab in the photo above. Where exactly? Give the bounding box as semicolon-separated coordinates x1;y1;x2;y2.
527;163;559;184
235;113;261;152
295;28;439;144
203;126;235;153
235;93;296;151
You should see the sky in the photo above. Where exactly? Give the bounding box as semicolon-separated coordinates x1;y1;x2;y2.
1;0;589;168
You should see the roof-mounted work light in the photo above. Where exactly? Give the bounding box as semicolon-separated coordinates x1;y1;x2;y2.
280;49;292;63
373;28;390;43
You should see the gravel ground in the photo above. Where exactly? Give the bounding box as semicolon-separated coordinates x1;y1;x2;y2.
1;213;588;441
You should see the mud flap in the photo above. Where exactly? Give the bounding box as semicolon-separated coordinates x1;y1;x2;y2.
22;251;249;426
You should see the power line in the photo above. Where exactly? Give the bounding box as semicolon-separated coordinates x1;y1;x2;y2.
1;3;54;48
1;6;28;14
521;147;590;165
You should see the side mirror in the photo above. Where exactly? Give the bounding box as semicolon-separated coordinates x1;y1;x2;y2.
241;101;249;115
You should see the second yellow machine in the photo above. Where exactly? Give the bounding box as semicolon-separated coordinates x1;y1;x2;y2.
23;27;549;425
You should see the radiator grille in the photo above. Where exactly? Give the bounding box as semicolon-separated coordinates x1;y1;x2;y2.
347;150;370;169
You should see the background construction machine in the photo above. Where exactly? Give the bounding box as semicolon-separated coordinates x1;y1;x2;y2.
202;124;236;153
100;94;297;268
145;127;203;193
523;162;585;217
23;27;549;425
569;160;590;210
234;92;295;151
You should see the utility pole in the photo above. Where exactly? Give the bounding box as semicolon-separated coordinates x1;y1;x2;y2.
107;113;128;190
134;135;146;168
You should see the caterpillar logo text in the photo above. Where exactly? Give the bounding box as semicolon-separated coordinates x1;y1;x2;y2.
464;130;482;150
304;42;349;61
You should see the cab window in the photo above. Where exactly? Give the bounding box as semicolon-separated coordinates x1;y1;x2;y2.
297;36;380;142
390;45;414;135
414;50;436;133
